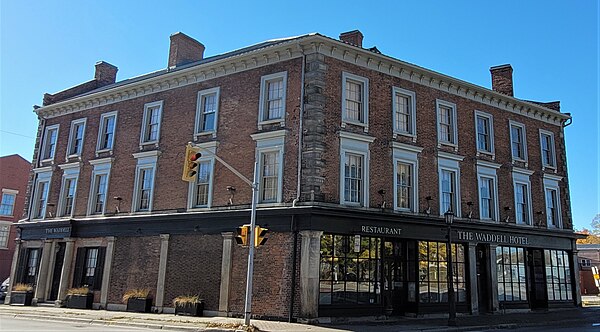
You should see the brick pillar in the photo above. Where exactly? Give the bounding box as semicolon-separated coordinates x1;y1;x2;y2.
468;243;479;314
33;239;53;304
299;230;322;319
155;234;170;312
4;239;22;304
55;238;75;307
219;232;234;315
100;237;116;309
571;242;582;306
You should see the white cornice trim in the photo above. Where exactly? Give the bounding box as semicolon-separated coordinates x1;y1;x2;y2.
132;150;162;159
89;157;114;166
250;129;288;141
543;173;563;182
338;131;376;143
512;167;535;176
193;141;220;149
33;166;53;174
391;142;424;154
437;151;465;162
1;188;19;195
476;160;502;169
58;162;82;170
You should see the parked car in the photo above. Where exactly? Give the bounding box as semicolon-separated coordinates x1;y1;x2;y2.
0;278;9;301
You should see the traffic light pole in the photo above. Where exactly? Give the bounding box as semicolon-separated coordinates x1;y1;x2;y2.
244;161;259;326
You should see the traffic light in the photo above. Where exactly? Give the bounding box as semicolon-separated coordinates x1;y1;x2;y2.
254;226;268;247
235;225;250;246
182;144;202;182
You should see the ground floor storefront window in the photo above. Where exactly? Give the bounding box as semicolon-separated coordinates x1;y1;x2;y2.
545;249;573;301
496;246;527;302
418;241;467;303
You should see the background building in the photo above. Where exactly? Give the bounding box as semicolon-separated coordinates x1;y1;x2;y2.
6;30;580;319
0;154;30;281
578;244;600;295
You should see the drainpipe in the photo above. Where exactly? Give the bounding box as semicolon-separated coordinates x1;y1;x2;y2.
26;116;46;220
288;214;298;322
292;47;306;208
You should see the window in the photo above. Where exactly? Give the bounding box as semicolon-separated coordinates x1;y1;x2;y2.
581;259;592;268
479;177;495;220
440;170;456;214
0;224;9;248
67;119;86;157
87;159;112;216
41;125;59;161
132;151;159;212
475;111;494;154
344;153;363;205
26;248;40;285
195;87;220;136
512;168;533;226
392;87;416;137
540;130;556;168
58;163;80;218
418;241;467;303
0;190;17;216
496;246;527;302
251;130;286;205
97;112;117;152
73;247;106;290
545;249;572;301
342;72;369;130
319;234;382;305
436;100;457;146
258;72;287;126
546;188;560;228
31;170;52;220
187;142;216;210
393;143;422;213
438;152;463;216
340;132;374;207
396;162;412;210
510;121;527;161
141;101;163;145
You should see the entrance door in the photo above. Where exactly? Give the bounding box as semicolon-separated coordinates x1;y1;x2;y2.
528;249;548;309
476;244;491;313
383;240;406;315
48;242;66;301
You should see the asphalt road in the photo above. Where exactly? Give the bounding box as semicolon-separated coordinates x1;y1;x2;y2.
0;316;174;332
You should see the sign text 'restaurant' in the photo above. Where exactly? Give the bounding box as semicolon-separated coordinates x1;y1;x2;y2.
361;225;402;236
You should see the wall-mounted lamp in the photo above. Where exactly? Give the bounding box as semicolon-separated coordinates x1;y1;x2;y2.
377;189;386;209
114;196;123;213
465;201;473;220
504;206;512;222
425;196;432;215
46;203;56;218
226;186;236;205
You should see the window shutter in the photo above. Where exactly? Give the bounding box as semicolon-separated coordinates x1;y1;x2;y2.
93;247;106;291
14;248;27;284
72;248;85;288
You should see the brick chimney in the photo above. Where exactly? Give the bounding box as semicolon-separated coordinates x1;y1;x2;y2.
168;32;205;68
490;64;514;97
95;61;118;87
339;30;364;48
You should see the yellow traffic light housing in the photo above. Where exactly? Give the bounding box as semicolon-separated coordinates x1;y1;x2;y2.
235;225;250;246
182;144;202;182
254;226;268;247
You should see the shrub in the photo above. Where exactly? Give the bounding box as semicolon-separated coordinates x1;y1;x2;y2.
122;288;151;303
67;287;90;295
173;295;201;306
12;283;33;292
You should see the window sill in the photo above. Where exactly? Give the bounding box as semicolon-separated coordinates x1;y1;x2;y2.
194;131;216;139
437;141;458;151
393;131;417;142
258;119;285;130
257;202;284;208
139;141;159;150
542;165;558;173
341;120;368;133
476;150;495;159
95;149;114;157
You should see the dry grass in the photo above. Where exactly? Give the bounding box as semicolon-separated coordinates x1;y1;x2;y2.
12;283;33;292
122;288;151;303
67;287;90;295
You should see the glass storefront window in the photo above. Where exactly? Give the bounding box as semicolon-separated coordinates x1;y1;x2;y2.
545;249;572;301
418;241;466;303
496;246;527;302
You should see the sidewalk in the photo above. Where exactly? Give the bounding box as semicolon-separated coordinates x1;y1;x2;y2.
0;303;598;332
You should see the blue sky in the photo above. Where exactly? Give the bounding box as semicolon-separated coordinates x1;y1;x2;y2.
0;1;598;230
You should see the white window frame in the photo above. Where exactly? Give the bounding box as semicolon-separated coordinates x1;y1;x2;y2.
339;132;375;207
476;161;501;222
41;124;60;162
0;222;10;249
57;163;80;218
96;111;118;154
66;118;87;158
392;87;417;140
131;151;159;213
512;168;534;226
258;72;287;129
543;174;563;228
87;158;112;216
392;143;422;213
341;72;369;132
140;101;163;146
581;259;592;267
509;120;528;163
251;130;286;205
187;141;217;210
194;87;220;138
540;129;557;169
474;110;495;156
436;99;458;148
30;168;52;220
0;189;18;216
438;152;463;217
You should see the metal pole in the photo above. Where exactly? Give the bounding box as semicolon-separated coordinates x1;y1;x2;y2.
447;222;457;326
243;161;259;326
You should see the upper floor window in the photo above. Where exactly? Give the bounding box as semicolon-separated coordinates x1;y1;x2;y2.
87;159;112;215
510;121;527;162
195;87;220;137
57;163;80;218
67;119;86;157
342;72;369;131
344;153;363;205
476;161;500;221
251;131;286;204
440;170;456;214
0;189;17;216
436;100;457;146
31;169;52;220
540;130;556;168
97;112;117;152
339;132;375;207
475;111;494;155
258;72;287;126
194;161;212;207
515;183;530;225
392;87;416;138
132;151;159;212
544;175;562;228
438;152;463;216
140;101;163;145
393;143;422;213
41;125;59;161
0;224;9;248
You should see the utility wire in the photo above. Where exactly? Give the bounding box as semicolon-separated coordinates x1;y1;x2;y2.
0;130;36;139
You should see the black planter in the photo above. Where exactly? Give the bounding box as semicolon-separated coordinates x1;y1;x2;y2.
10;291;33;306
126;297;152;313
66;294;93;309
175;301;204;317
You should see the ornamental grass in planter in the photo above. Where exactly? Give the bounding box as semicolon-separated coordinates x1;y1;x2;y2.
66;287;93;309
173;295;204;317
123;288;152;313
10;283;33;306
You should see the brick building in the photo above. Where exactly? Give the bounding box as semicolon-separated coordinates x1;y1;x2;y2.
6;30;582;319
0;154;30;281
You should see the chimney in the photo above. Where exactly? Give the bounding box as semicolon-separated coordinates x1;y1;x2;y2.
339;30;364;48
490;64;514;97
95;61;118;87
168;32;205;68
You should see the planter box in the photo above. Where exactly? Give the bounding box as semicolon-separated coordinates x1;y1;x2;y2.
66;294;93;309
126;297;152;313
10;291;33;306
175;301;204;317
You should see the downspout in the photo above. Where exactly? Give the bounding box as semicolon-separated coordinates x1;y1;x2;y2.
26;115;46;221
288;214;298;322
